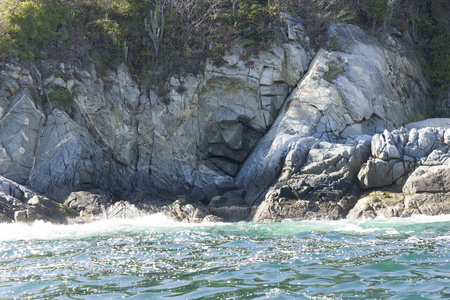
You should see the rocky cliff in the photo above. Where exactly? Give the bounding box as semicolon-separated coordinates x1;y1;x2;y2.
0;21;448;223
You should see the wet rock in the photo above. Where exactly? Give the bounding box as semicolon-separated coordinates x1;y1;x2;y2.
26;195;78;224
203;214;224;222
250;137;370;221
252;195;357;222
346;192;405;220
105;201;145;219
403;193;450;216
164;198;208;223
64;189;112;218
238;23;428;208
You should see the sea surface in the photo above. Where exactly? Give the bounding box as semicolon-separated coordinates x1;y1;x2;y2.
0;214;449;299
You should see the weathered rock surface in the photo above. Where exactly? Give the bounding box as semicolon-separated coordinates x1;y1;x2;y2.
357;124;449;191
237;23;428;211
0;175;77;223
1;20;447;224
347;192;450;220
347;120;450;220
250;137;369;221
0;15;312;203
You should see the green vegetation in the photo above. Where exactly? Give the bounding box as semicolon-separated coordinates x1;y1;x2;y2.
324;62;344;82
415;1;450;111
325;37;344;52
0;0;448;112
48;88;74;111
0;0;73;59
144;5;164;57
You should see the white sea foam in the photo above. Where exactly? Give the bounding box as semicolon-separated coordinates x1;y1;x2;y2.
0;213;449;241
0;213;217;241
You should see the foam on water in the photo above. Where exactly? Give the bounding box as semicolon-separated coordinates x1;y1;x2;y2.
1;213;449;241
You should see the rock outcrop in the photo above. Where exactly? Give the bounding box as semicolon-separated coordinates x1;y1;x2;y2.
0;15;312;203
0;19;447;224
0;175;77;223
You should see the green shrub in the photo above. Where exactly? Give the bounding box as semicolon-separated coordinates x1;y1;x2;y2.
6;0;73;59
325;37;344;51
49;89;74;111
406;112;426;123
324;62;344;82
364;0;392;22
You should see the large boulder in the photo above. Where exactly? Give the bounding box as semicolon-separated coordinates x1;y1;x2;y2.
403;163;450;194
347;191;450;220
250;137;370;221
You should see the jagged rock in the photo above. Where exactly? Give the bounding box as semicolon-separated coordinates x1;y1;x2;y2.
208;206;251;222
202;214;224;222
26;195;78;223
358;124;449;190
163;198;208;223
249;137;370;221
348;191;450;220
251;195;357;222
358;158;410;189
105;201;145;219
403;193;450;216
0;20;442;224
371;130;402;160
0;175;77;224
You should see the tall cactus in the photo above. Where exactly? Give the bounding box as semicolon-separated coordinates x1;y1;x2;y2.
145;3;164;57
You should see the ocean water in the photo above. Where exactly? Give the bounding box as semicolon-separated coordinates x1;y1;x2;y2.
0;214;449;299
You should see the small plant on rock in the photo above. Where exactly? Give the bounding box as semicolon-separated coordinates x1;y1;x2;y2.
48;88;74;111
323;62;344;82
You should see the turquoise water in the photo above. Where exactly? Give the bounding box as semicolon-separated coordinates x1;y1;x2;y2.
1;214;449;299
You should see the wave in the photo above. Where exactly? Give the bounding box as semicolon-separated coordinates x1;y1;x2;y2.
0;213;449;242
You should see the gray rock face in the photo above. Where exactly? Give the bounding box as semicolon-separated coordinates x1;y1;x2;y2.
0;29;311;201
0;89;44;184
198;41;311;179
250;137;369;221
357;125;449;190
0;20;441;224
237;23;428;210
29;111;107;200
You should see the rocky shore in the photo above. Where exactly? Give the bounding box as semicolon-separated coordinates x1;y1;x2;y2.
0;20;448;224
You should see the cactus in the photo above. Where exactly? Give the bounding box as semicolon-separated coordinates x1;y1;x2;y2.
144;3;164;57
123;40;128;62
